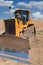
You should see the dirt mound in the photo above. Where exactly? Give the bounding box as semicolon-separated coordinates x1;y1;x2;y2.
33;20;43;29
0;20;5;34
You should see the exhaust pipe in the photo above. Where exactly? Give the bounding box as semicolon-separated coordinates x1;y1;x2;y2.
9;6;12;19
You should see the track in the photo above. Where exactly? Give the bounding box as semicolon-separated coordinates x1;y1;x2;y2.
20;25;34;40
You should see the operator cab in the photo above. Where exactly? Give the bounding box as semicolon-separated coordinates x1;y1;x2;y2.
14;9;30;25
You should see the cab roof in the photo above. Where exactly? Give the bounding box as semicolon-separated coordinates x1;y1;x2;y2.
14;9;30;14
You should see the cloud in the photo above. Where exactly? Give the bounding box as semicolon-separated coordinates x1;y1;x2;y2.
32;12;43;20
17;2;31;8
4;11;9;14
4;9;16;14
4;8;19;14
0;0;14;8
29;1;43;10
4;9;17;18
17;1;43;10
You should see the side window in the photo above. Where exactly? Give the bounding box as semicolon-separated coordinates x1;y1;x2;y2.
21;15;26;25
22;15;26;21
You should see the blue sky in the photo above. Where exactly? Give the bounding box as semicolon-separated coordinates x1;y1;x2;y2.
0;0;43;20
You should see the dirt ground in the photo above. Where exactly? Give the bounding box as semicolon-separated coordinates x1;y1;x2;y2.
29;30;43;65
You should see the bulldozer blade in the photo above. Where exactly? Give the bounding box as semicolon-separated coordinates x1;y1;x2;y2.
0;35;30;53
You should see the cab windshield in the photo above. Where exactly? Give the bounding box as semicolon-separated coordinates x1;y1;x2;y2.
15;10;29;24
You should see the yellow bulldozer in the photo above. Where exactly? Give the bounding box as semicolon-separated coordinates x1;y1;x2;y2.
0;9;36;53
